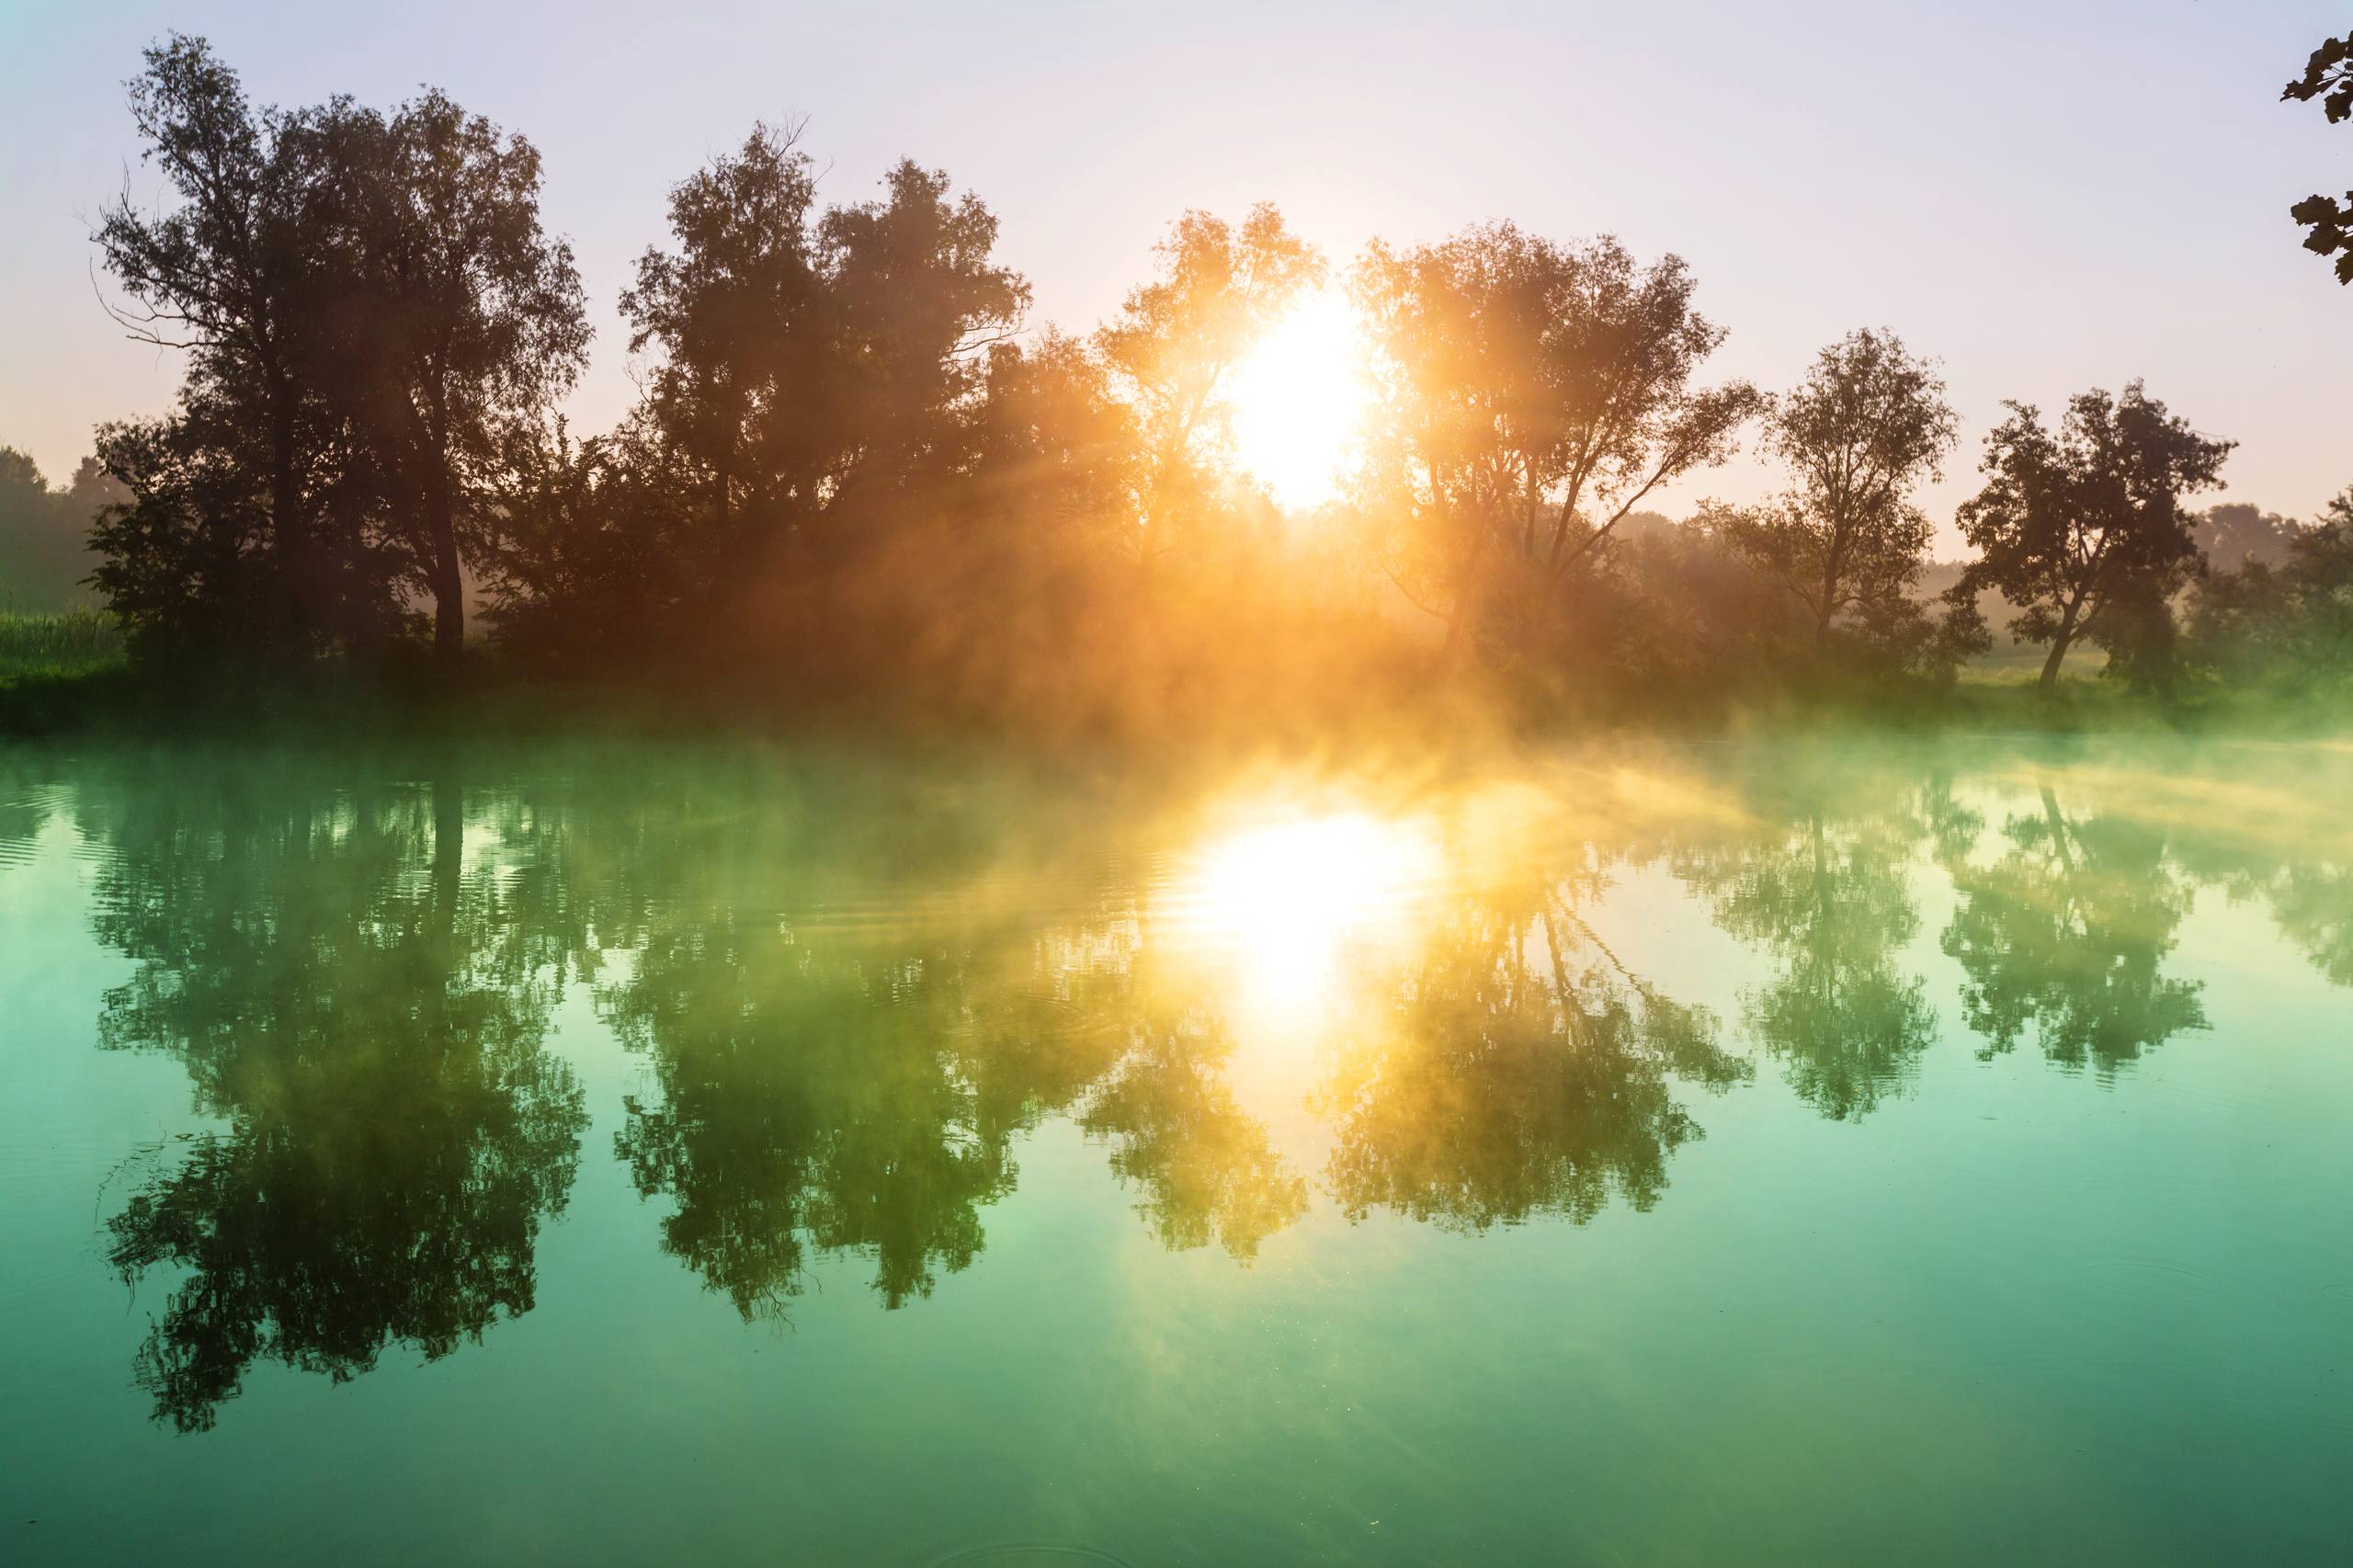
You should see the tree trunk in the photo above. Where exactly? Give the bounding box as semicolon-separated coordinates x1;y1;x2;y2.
427;478;464;666
268;382;311;653
2036;628;2073;691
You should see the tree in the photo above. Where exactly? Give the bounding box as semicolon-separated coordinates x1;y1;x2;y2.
91;34;394;657
620;121;824;555
1095;204;1320;562
2284;32;2353;284
610;131;1027;627
1702;328;1956;648
2196;501;2302;572
302;89;590;662
2186;487;2353;689
1352;225;1763;658
0;449;119;610
1951;381;2233;691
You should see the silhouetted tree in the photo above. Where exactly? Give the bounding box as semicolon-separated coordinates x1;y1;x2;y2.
2285;32;2353;283
1095;204;1320;562
598;128;1026;642
301;89;590;662
91;35;405;659
1701;328;1967;669
1950;381;2233;691
1353;225;1763;662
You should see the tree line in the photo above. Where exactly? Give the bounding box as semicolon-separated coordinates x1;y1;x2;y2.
47;34;2353;719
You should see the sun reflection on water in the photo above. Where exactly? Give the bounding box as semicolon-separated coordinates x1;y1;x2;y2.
1169;808;1441;1031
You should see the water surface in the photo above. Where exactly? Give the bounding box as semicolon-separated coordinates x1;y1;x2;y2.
2;734;2347;1563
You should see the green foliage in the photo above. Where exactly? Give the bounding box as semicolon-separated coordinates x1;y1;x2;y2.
1703;328;1955;645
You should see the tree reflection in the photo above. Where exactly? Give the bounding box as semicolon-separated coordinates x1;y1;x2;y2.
1079;1000;1306;1260
86;766;584;1431
1683;800;1937;1121
1321;881;1745;1231
1940;786;2207;1074
606;922;1033;1315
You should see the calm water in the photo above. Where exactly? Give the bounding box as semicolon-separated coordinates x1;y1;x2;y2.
1;733;2347;1565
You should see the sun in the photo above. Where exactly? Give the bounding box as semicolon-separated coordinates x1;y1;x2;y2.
1224;288;1372;511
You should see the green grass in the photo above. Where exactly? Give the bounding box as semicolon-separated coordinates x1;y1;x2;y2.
0;607;128;681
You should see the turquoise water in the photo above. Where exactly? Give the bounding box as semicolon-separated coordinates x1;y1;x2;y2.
1;735;2347;1564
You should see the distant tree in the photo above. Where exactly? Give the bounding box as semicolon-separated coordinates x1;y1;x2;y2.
2196;501;2303;571
1951;381;2233;691
1702;328;1955;648
302;89;590;663
0;450;131;610
2284;32;2353;283
2186;487;2353;688
1352;225;1763;659
1095;204;1320;562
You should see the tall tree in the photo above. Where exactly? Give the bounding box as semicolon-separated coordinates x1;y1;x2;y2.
91;34;392;656
304;89;589;662
1352;225;1762;656
615;132;1025;607
1703;328;1956;647
1951;381;2233;690
1095;204;1320;562
2284;32;2353;283
620;121;823;552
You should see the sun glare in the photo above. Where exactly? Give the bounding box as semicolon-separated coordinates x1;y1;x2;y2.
1172;809;1438;1028
1225;289;1373;512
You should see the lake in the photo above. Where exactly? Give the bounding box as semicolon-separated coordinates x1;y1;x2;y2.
2;733;2347;1564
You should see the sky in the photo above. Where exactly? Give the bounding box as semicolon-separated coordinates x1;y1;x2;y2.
2;0;2347;551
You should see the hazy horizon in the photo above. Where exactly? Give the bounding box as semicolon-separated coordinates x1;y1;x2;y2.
3;0;2347;550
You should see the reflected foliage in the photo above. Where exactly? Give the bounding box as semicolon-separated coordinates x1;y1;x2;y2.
1682;799;1937;1121
85;765;584;1430
1940;788;2207;1073
1080;1001;1306;1260
45;739;2353;1430
1323;881;1745;1231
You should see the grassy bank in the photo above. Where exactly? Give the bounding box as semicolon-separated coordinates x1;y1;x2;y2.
0;608;126;681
